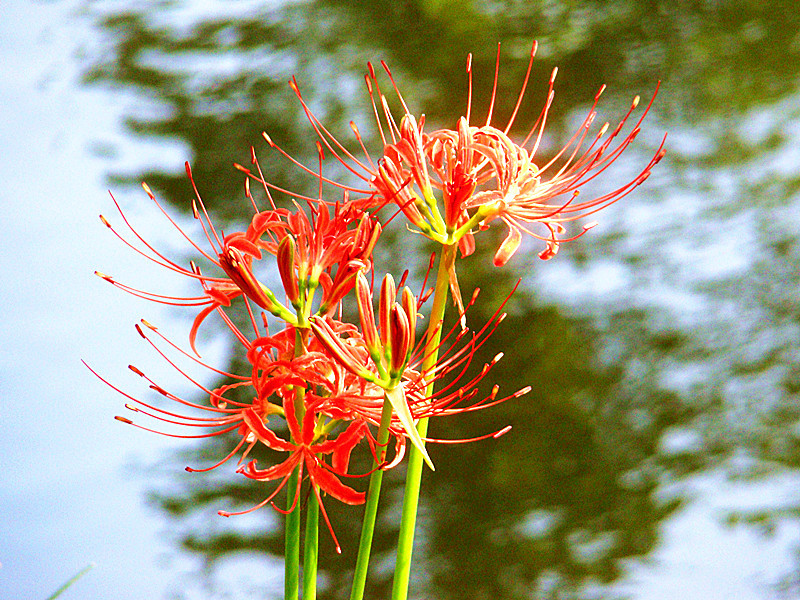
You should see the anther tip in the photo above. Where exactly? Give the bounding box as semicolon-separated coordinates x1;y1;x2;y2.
494;425;513;438
115;416;133;425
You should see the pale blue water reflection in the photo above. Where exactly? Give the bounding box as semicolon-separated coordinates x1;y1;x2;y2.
0;2;203;598
4;0;800;599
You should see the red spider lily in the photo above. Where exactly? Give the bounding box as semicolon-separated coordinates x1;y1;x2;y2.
228;199;382;318
261;43;665;267
225;139;381;302
368;43;667;265
230;396;368;553
84;321;264;472
98;148;380;353
86;318;377;549
308;280;530;458
309;271;434;466
310;272;416;386
96;166;299;355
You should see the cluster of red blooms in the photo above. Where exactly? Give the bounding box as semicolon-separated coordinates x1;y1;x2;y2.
90;43;664;548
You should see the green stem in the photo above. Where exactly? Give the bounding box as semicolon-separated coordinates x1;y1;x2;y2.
391;243;457;600
46;563;95;600
286;326;310;600
350;397;395;600
285;468;301;600
303;492;320;600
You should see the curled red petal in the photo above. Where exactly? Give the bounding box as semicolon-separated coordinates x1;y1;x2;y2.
242;409;295;451
493;225;522;267
239;454;301;481
328;421;368;473
308;462;365;505
189;304;220;355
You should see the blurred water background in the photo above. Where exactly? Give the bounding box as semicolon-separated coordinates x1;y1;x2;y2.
3;0;800;599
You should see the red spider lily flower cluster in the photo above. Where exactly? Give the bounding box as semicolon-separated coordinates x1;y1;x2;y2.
92;148;523;550
90;43;662;550
276;42;665;268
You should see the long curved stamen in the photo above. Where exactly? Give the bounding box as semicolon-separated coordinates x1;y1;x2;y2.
134;324;247;406
465;52;473;124
101;197;222;283
364;70;388;147
184;162;225;253
93;273;216;306
503;40;538;135
486;43;501;126
286;78;377;185
523;68;557;155
186;436;250;473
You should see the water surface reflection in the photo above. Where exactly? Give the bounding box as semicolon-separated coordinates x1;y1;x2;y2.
84;0;800;597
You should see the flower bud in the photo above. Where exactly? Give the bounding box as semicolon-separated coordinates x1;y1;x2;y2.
400;286;417;351
352;215;382;262
389;304;410;376
319;259;366;314
378;274;396;349
355;272;380;354
219;246;274;311
277;235;299;306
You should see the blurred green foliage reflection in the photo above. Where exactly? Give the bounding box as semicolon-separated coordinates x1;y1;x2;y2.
85;0;800;597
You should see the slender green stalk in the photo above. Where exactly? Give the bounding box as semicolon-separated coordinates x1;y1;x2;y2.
285;468;301;600
46;563;95;600
389;417;429;600
391;244;457;600
286;325;310;600
350;396;395;600
303;492;320;600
